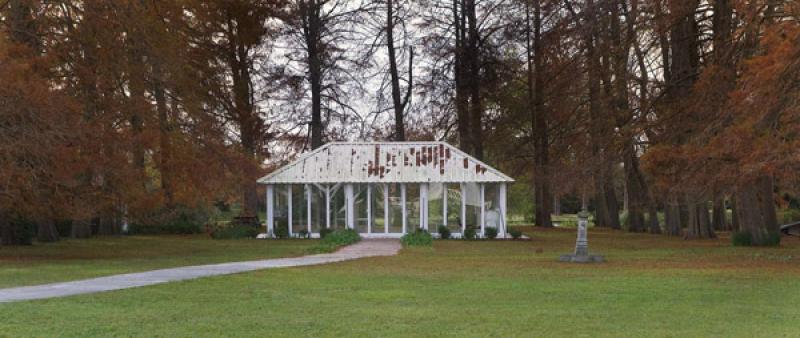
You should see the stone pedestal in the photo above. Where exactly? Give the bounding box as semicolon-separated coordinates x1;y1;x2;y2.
559;211;604;263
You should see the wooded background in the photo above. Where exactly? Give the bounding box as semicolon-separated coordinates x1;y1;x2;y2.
1;0;798;246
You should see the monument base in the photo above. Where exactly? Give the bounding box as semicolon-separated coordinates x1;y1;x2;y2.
559;254;605;263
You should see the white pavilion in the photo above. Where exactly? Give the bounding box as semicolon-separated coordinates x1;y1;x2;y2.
257;142;514;238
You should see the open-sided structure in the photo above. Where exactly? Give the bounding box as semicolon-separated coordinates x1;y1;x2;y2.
257;142;514;238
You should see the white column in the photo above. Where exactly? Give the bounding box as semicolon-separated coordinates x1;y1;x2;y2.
345;183;354;229
306;184;312;234
460;183;466;234
266;185;274;237
325;184;331;229
383;184;389;233
480;183;485;237
442;183;448;229
287;186;293;236
499;183;508;239
401;183;407;234
367;185;372;234
420;183;428;231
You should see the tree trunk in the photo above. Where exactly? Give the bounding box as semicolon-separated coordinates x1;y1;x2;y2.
37;218;60;243
553;196;561;216
97;210;121;236
154;63;173;207
757;176;778;234
624;145;648;232
71;219;93;239
685;196;715;239
730;194;739;231
734;176;778;245
594;190;609;227
527;0;552;227
227;18;260;217
304;0;324;149
712;194;727;230
387;0;409;141
0;213;19;245
454;0;470;155
465;0;483;160
664;196;682;236
603;175;621;229
647;202;661;234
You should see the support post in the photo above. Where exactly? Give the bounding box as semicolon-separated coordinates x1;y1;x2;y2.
480;183;485;237
443;183;448;229
460;183;466;235
367;185;372;234
345;183;354;229
384;184;389;233
287;186;293;236
401;183;407;234
500;183;507;238
325;184;331;229
266;185;274;237
306;184;311;235
420;183;428;231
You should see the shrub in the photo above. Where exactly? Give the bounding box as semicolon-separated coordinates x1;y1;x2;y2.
273;222;289;239
509;228;523;240
3;218;35;245
129;207;207;235
55;219;73;238
308;228;361;253
438;225;451;239
781;208;800;224
485;227;498;239
401;228;433;247
211;224;258;240
732;231;782;247
463;226;477;240
298;229;310;239
319;227;334;239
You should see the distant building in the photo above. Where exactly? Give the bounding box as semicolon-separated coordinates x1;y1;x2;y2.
257;142;514;238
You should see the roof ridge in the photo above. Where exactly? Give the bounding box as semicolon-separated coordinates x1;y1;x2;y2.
257;141;514;184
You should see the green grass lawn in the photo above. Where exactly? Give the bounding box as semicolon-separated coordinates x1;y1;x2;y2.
0;235;314;288
2;228;800;337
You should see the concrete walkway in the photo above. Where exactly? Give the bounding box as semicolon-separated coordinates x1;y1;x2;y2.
0;239;401;303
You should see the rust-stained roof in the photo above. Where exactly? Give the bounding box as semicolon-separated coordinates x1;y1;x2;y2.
257;142;514;184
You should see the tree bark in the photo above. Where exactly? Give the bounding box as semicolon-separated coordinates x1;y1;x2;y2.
128;51;147;174
647;202;661;234
0;213;21;245
225;12;261;216
624;146;648;232
603;174;621;229
387;0;411;141
712;194;727;230
685;196;715;239
664;196;682;236
154;62;173;207
97;212;120;236
454;0;470;154
465;0;483;160
527;0;552;227
734;176;778;245
730;194;740;231
302;0;325;149
757;176;779;234
37;218;60;243
71;219;92;239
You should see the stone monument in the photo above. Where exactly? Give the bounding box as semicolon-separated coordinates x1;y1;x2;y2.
559;210;604;263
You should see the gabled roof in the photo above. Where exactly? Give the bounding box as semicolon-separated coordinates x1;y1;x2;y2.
258;142;514;184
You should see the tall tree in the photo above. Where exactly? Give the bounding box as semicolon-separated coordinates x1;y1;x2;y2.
526;0;553;227
385;0;413;141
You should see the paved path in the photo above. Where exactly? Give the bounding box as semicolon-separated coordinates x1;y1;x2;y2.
0;239;401;303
